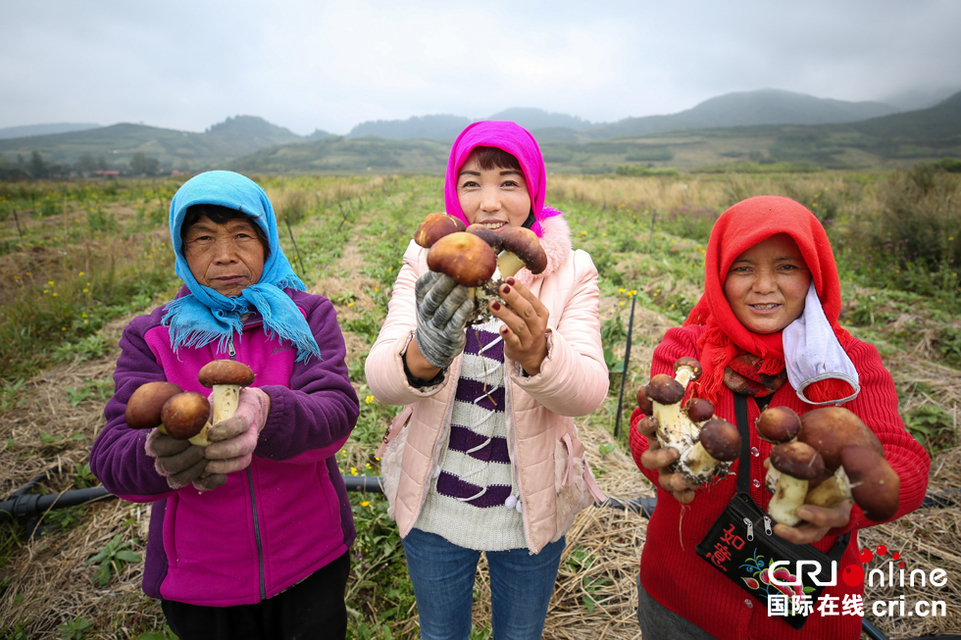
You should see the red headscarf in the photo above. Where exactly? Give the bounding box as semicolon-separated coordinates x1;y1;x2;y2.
686;196;852;403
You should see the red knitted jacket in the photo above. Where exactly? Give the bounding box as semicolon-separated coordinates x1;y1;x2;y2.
628;325;930;640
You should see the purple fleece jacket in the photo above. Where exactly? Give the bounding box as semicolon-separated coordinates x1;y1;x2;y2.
90;288;359;606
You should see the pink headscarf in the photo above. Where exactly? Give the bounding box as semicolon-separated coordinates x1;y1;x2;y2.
443;120;562;238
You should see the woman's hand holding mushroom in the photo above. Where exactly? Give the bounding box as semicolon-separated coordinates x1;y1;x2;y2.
203;387;270;476
773;500;853;545
413;271;475;371
145;431;208;490
636;413;697;504
491;277;549;376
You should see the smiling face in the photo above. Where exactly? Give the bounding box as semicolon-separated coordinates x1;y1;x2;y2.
456;155;532;232
183;215;265;297
723;233;812;334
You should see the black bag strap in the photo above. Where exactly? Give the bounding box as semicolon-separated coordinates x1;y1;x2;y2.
732;392;850;558
734;393;752;495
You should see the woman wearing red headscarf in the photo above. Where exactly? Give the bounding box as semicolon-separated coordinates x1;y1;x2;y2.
628;196;929;639
367;121;609;640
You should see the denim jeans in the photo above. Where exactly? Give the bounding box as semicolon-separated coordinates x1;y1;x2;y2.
402;528;565;640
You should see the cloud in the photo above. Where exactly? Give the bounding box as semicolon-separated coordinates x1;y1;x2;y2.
2;0;960;135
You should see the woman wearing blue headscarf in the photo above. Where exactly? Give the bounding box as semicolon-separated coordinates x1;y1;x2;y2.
90;171;360;640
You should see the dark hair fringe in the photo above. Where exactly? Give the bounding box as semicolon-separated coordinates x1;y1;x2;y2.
182;204;271;259
467;146;522;172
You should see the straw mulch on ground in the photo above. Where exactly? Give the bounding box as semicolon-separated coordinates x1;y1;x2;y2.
1;241;960;638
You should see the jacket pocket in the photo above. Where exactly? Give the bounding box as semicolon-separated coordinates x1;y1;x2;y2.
380;406;413;519
552;433;606;540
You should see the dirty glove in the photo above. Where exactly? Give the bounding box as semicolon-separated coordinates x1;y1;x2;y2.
145;430;207;491
414;271;474;370
202;387;270;476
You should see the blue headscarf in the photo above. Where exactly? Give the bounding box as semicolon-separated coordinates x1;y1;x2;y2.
162;170;321;362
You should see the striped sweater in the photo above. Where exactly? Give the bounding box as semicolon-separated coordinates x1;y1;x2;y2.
414;317;527;550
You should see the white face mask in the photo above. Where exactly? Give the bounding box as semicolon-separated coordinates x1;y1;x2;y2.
781;283;860;406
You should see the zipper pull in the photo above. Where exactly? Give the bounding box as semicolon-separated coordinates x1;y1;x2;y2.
743;517;754;541
228;342;236;359
763;516;773;536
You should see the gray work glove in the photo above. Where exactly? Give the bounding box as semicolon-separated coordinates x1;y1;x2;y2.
414;271;474;370
145;430;207;491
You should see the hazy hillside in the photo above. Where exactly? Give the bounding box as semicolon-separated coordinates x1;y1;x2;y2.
0;116;304;172
583;89;901;139
2;89;958;177
0;123;102;140
348;115;472;140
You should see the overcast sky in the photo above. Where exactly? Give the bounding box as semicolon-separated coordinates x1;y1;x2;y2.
3;0;960;136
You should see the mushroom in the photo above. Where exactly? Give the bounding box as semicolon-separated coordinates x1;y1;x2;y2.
496;226;548;278
756;406;802;445
125;381;184;431
160;392;213;445
766;441;825;526
636;385;654;416
645;357;735;485
198;360;256;424
678;418;742;484
797;406;884;486
804;445;900;521
757;405;803;495
414;212;466;251
466;224;503;252
426;231;498;288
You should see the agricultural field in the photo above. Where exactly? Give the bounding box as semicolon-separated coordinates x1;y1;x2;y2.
0;168;959;639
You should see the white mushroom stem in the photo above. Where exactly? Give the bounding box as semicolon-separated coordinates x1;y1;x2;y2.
496;251;525;279
678;443;721;479
805;468;852;509
653;400;700;453
764;458;781;495
768;475;810;526
210;384;240;424
653;368;701;453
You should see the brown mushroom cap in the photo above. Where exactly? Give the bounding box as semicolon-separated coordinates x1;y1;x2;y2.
198;360;255;388
798;407;884;472
684;397;715;423
414;212;466;249
125;381;184;429
427;231;497;286
646;374;685;405
756;406;802;444
466;224;503;252
673;357;702;380
769;441;825;480
160;392;211;440
840;445;900;522
699;418;741;462
636;386;655;415
499;227;547;274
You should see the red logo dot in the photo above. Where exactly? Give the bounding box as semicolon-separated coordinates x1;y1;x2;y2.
899;562;906;568
876;545;888;556
892;552;900;560
842;564;865;587
859;548;873;563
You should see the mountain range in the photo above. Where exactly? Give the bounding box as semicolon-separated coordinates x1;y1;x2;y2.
1;88;958;176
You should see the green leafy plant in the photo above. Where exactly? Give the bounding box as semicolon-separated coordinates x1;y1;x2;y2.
88;534;142;586
57;616;92;640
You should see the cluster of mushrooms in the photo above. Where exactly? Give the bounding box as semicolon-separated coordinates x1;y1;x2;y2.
634;356;901;526
414;212;548;322
125;360;256;446
636;357;743;487
759;405;900;526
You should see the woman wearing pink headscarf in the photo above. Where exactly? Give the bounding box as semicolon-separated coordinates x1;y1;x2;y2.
366;121;609;639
